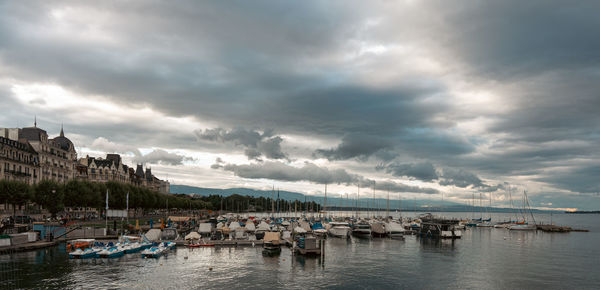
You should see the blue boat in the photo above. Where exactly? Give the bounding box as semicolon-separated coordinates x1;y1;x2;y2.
69;248;101;259
98;246;126;258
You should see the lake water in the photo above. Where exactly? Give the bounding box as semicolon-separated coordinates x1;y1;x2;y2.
1;212;599;289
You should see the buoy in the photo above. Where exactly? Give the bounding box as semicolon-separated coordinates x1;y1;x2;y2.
209;267;213;271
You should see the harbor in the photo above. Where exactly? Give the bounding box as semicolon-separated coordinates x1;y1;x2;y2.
1;211;598;289
1;211;597;289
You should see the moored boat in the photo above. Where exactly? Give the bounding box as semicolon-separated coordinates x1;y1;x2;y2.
98;246;126;258
328;222;351;238
385;222;405;239
352;222;372;239
69;247;101;259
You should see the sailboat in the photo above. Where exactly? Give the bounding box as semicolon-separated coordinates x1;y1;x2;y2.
509;190;537;230
478;192;495;227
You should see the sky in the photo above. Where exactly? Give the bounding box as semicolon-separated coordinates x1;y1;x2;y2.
1;0;599;211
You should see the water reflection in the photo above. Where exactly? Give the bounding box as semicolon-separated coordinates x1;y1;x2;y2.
1;213;599;289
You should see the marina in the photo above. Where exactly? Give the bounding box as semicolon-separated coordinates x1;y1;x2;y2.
1;211;597;289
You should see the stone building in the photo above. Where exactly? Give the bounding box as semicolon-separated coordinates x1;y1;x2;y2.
17;123;77;183
79;154;129;183
0;136;39;184
78;155;169;194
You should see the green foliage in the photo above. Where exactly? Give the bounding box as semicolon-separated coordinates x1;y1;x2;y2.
33;180;64;216
1;179;321;215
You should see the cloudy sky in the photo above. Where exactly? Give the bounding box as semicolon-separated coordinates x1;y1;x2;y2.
1;1;599;210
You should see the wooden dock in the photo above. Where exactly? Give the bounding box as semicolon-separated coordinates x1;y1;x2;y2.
0;240;59;254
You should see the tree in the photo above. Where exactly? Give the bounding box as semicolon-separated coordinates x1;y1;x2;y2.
34;180;64;217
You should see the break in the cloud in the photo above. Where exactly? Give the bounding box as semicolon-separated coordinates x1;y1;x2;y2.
212;159;438;194
195;128;287;161
90;137;141;156
89;137;189;166
1;1;599;209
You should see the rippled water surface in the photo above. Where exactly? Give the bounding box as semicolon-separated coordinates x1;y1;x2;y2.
2;212;599;289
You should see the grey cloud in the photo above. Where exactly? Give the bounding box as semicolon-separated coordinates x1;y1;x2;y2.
438;167;484;188
133;149;189;166
214;160;438;194
315;134;393;161
378;162;438;181
1;1;599;205
195;128;287;160
537;165;600;194
379;162;501;191
89;137;141;156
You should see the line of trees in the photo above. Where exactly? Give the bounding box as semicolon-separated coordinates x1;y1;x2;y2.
201;194;322;213
0;180;211;217
1;180;323;217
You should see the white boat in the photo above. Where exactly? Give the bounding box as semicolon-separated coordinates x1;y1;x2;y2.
198;223;213;237
508;224;536;231
385;222;405;239
98;245;126;258
245;222;256;232
370;222;387;237
141;246;166;258
69;247;101;259
328;222;351;238
352;222;372;238
124;242;144;254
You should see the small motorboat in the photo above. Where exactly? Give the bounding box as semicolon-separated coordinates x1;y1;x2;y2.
98;246;126;258
328;222;351;238
385;222;405;240
262;240;282;256
508;224;536;231
69;247;101;259
141;246;166;258
124;242;144;254
311;222;328;237
352;222;372;239
370;222;387;238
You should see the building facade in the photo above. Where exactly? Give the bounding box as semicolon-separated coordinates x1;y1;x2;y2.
17;124;77;183
1;121;170;194
0;136;39;184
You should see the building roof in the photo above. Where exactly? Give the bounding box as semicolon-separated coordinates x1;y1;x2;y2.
136;164;144;177
0;136;38;154
106;154;121;165
51;125;75;151
19;127;47;142
92;159;114;168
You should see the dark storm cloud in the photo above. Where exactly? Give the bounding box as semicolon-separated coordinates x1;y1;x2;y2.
434;1;600;80
315;134;393;161
1;0;600;202
195;128;286;160
377;161;502;191
377;162;438;182
537;165;600;194
212;160;438;194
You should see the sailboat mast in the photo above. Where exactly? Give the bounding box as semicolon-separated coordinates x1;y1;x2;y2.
386;187;390;218
372;184;376;218
324;184;327;218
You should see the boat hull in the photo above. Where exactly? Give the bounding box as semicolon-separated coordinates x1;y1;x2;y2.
328;227;350;238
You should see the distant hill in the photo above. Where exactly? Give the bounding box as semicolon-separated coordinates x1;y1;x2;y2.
170;184;557;213
171;184;472;211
